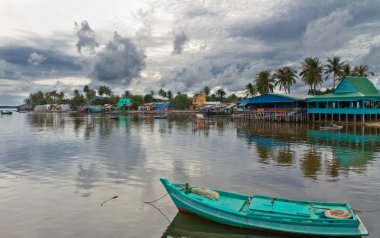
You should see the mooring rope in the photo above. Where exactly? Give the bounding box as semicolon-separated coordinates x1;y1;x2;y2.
144;192;168;204
352;208;380;213
144;192;171;224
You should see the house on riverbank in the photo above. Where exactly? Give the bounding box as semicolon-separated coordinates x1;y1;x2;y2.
240;94;308;121
307;77;380;123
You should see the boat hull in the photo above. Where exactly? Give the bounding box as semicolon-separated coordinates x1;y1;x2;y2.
160;178;368;237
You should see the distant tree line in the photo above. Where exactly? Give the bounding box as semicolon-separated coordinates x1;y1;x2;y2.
25;55;375;110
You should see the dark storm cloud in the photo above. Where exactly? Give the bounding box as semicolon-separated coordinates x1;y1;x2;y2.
228;1;351;42
0;46;81;78
75;20;99;54
85;32;145;84
172;32;188;54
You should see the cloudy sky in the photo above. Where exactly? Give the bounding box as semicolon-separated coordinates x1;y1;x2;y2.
1;0;380;105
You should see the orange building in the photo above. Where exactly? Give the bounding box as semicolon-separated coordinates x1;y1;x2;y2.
190;92;206;110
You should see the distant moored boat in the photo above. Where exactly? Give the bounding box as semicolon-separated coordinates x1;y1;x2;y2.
1;110;12;115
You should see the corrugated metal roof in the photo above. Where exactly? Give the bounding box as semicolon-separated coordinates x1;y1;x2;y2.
242;94;306;104
309;77;380;100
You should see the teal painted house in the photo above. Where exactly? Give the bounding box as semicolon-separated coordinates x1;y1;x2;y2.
307;77;380;122
117;98;132;109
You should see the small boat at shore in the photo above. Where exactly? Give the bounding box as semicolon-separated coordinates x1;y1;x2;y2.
0;110;12;115
160;178;368;237
154;115;168;119
319;123;343;130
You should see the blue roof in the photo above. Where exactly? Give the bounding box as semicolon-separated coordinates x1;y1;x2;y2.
241;94;306;105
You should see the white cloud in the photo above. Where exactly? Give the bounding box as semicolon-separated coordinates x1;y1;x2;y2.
27;52;47;66
34;76;91;86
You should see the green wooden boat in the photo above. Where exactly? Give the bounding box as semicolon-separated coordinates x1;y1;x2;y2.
160;178;368;237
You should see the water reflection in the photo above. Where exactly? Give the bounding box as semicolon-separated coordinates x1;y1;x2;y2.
0;113;379;237
237;121;380;180
307;129;379;170
300;145;322;180
162;212;288;238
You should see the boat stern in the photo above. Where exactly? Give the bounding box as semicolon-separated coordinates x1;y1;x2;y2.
357;215;369;236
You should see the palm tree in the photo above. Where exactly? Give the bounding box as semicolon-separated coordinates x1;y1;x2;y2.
98;86;112;96
245;82;257;97
336;63;352;83
150;90;155;97
167;91;173;100
255;70;274;95
299;57;323;93
123;90;132;98
215;88;226;101
273;66;297;94
158;88;167;98
352;65;374;77
86;89;96;101
83;85;90;93
73;89;80;97
203;86;210;96
325;56;344;89
58;91;65;102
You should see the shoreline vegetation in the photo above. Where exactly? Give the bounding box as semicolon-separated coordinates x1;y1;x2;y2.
21;56;375;112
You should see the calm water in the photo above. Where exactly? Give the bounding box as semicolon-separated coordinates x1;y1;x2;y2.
0;113;379;238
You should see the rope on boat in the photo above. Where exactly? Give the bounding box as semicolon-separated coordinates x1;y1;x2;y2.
352;208;380;213
143;192;171;224
100;195;118;206
144;192;168;204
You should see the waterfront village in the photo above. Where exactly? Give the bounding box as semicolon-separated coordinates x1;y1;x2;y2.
11;75;380;125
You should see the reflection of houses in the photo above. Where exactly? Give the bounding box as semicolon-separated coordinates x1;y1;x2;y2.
307;129;378;169
190;92;206;110
307;77;380;123
81;106;102;112
240;94;308;121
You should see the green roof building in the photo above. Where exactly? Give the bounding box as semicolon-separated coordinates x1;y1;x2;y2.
307;77;380;123
117;98;132;109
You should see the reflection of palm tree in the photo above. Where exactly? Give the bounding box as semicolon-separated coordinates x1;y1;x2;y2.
276;146;293;165
301;145;321;180
326;154;340;179
256;146;271;163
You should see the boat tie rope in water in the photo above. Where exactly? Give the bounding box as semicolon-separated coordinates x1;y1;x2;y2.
143;193;171;224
